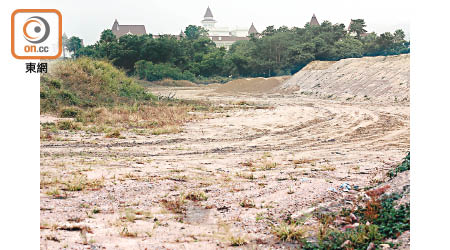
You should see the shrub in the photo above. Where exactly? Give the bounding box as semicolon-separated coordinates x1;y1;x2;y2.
60;107;80;118
57;120;80;130
105;130;122;138
135;60;196;81
57;90;80;106
273;223;307;242
49;79;62;89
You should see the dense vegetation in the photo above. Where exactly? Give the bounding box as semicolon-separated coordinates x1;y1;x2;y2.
40;57;154;113
40;58;209;135
68;20;409;81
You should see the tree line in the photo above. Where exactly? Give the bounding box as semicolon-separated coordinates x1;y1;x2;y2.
64;19;409;81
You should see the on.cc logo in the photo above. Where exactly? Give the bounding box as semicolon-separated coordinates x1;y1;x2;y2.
23;16;50;44
11;9;62;59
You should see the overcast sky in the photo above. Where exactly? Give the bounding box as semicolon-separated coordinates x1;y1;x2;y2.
41;0;410;45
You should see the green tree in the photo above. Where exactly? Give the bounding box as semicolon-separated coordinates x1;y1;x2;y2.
100;29;116;43
377;32;395;54
184;25;209;40
335;37;364;59
261;25;276;37
393;29;405;43
349;19;367;39
67;36;83;56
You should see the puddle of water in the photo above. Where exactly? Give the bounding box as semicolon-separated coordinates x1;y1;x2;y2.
184;204;211;224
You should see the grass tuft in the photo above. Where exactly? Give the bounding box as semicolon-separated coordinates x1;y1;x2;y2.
229;235;248;246
184;190;208;201
273;223;307;242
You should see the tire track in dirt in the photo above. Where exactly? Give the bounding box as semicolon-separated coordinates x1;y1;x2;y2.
40;92;409;249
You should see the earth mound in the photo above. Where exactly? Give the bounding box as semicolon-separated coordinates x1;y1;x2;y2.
279;54;410;101
215;76;289;94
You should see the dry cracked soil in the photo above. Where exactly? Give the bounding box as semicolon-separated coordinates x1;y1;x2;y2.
40;86;409;249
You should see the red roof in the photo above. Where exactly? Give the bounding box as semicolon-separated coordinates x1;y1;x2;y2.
111;20;147;38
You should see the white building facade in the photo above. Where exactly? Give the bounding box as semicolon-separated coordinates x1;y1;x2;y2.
201;6;258;49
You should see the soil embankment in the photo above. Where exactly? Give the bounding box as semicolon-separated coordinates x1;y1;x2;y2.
279;54;410;101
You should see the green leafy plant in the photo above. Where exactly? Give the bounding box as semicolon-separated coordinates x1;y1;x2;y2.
388;152;410;178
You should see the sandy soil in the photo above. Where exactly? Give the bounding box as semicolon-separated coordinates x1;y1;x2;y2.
40;86;409;249
215;76;289;94
279;54;410;102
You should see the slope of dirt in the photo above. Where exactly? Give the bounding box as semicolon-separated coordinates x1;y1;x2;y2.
279;54;410;102
215;76;289;94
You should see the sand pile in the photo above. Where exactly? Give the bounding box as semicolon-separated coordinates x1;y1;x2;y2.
279;54;410;101
215;76;289;94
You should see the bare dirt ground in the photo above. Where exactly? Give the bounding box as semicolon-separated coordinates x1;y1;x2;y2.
40;86;409;249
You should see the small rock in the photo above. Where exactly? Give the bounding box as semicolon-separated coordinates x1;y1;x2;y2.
380;243;390;249
366;242;375;250
327;187;338;193
340;240;351;248
350;213;358;222
340;182;351;192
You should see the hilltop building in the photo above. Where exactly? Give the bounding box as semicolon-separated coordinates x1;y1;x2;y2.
111;19;147;38
201;6;258;49
309;14;320;26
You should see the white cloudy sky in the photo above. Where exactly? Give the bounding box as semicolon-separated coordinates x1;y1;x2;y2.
41;0;410;45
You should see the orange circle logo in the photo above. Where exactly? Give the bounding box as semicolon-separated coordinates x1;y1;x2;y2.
23;16;50;44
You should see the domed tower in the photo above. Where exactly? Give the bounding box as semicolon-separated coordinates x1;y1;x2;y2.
201;6;217;30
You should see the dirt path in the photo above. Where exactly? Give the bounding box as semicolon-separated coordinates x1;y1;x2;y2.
40;87;409;249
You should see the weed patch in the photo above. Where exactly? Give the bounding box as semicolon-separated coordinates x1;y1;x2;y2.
388;152;410;178
57;120;81;130
229;235;247;246
160;196;186;214
273;223;307;242
184;190;208;201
